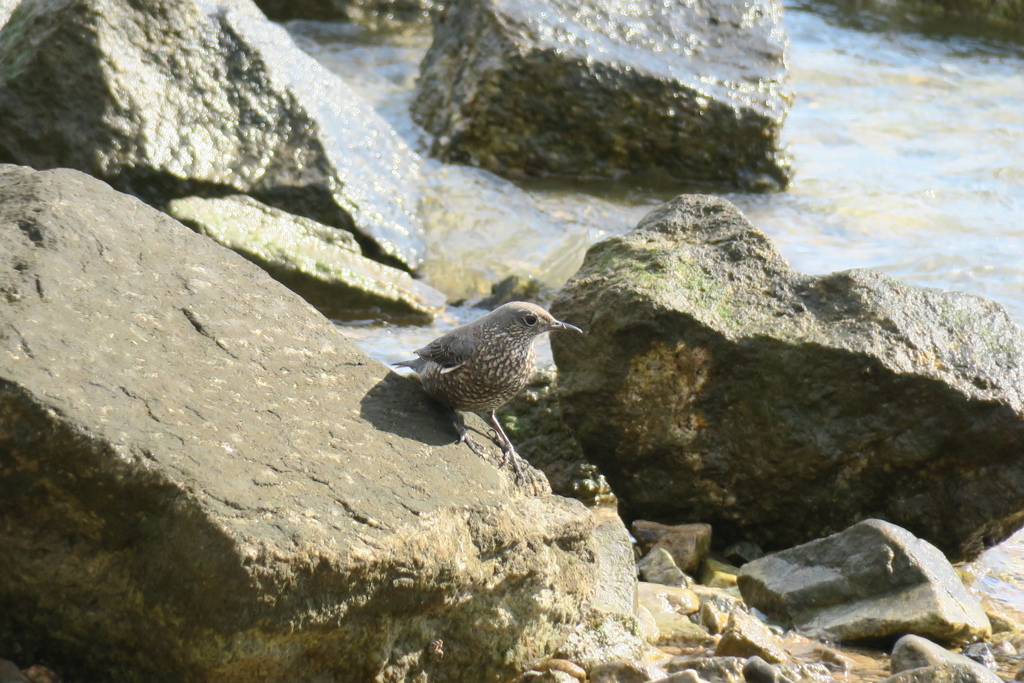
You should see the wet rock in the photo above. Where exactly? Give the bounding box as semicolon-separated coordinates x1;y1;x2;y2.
412;0;792;190
0;0;425;270
0;165;642;681
737;519;991;645
699;602;729;636
551;194;1024;562
253;0;438;27
499;369;614;505
691;586;744;617
960;643;996;670
638;548;691;588
168;195;445;321
590;659;668;683
666;656;747;683
700;559;740;589
632;521;712;574
887;635;1002;683
638;605;660;644
714;610;788;664
470;275;558;311
638;582;701;617
656;671;711;683
742;656;795;683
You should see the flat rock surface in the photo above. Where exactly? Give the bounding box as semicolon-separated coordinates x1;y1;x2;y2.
0;165;629;682
0;0;425;269
412;0;792;190
737;520;990;645
552;194;1024;562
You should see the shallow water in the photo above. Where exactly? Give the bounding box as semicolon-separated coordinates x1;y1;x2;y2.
287;3;1024;612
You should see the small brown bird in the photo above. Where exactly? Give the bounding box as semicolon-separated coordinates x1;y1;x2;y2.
395;301;582;480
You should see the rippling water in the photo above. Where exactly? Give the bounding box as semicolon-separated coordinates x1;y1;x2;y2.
287;3;1024;609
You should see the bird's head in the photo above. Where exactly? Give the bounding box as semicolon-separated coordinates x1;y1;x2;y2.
491;301;583;338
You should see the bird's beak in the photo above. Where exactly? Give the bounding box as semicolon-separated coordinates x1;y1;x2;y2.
551;320;583;334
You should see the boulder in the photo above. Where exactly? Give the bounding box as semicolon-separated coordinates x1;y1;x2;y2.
412;0;792;190
0;165;644;682
168;195;445;321
883;635;1003;683
254;0;437;26
736;520;991;645
0;0;425;270
551;194;1024;562
638;548;691;588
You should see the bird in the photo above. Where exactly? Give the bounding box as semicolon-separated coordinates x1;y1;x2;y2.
394;301;583;482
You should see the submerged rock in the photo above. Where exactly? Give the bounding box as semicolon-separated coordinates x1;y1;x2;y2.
551;194;1024;562
168;195;445;321
737;519;991;645
412;0;792;190
0;165;642;682
0;0;425;270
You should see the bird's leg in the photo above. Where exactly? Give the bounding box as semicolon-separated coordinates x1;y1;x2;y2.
489;410;527;482
450;408;488;459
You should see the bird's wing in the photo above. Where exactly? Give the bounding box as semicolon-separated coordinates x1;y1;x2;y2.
414;330;475;371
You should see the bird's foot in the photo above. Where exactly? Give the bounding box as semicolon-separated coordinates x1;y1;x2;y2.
459;433;489;460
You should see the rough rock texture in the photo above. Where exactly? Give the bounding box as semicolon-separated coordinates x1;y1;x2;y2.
499;369;613;505
551;194;1024;562
254;0;437;26
637;548;690;588
887;635;1003;683
168;195;445;322
0;165;644;682
736;519;991;645
0;0;425;270
412;0;793;191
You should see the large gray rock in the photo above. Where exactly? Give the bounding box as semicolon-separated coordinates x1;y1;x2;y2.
412;0;792;191
736;520;990;645
0;0;425;270
0;165;644;682
168;195;445;321
551;194;1024;562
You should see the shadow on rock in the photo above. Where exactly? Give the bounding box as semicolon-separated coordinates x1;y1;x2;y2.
360;372;463;447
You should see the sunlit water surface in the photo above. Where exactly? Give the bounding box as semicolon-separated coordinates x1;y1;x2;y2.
287;5;1024;612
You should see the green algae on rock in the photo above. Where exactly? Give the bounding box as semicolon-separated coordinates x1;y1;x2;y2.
169;195;445;322
551;194;1024;563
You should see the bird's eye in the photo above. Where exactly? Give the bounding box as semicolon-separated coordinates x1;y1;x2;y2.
523;314;538;326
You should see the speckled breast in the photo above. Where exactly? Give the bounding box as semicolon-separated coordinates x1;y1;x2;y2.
421;337;536;412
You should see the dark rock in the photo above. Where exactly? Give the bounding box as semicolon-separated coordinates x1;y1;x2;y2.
723;542;765;567
254;0;438;26
412;0;792;190
742;656;795;683
498;369;614;505
887;635;1002;683
0;165;643;682
551;194;1024;562
168;195;445;322
469;275;558;311
632;521;712;574
960;643;996;670
0;0;425;270
714;610;788;664
737;520;990;645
